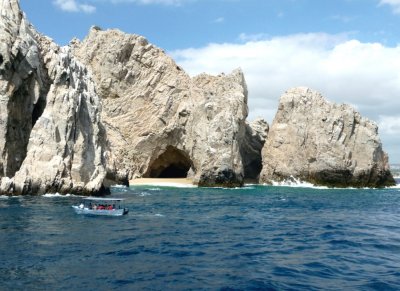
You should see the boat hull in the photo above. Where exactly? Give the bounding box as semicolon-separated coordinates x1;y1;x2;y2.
72;206;129;216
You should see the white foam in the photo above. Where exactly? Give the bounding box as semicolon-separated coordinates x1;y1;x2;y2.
0;195;9;199
138;192;152;197
389;184;400;189
154;213;164;217
112;184;128;188
42;193;75;198
269;177;329;189
267;177;395;190
223;186;255;190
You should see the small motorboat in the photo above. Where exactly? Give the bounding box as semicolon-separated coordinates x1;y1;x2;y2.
72;197;129;216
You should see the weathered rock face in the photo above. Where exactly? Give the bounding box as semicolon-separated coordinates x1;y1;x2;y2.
0;0;49;178
240;119;269;182
72;28;250;187
260;87;395;188
1;1;394;193
0;0;109;195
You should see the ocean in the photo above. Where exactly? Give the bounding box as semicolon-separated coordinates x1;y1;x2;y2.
1;181;400;290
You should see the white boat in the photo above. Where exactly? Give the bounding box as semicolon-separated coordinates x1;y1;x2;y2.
72;197;129;216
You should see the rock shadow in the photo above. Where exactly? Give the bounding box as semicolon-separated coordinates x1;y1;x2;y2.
144;146;192;178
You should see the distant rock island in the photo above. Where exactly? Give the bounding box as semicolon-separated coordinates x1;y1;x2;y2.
260;88;395;188
0;0;395;195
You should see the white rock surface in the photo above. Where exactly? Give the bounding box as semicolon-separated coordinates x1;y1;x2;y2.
72;28;251;187
0;0;108;195
1;1;394;193
260;87;395;187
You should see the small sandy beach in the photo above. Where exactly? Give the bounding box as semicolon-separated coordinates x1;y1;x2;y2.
129;178;196;187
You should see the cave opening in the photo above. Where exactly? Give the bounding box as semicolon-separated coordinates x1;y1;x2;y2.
145;146;192;178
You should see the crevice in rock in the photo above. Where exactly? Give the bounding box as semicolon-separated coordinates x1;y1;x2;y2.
5;75;36;176
3;52;50;177
0;54;3;65
32;94;46;127
144;146;192;178
240;123;267;182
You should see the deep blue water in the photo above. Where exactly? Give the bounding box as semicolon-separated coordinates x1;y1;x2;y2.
1;183;400;290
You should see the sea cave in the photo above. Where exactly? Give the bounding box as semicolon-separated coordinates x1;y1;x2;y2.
144;146;192;178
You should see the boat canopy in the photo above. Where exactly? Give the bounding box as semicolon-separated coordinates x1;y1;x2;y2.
82;197;125;201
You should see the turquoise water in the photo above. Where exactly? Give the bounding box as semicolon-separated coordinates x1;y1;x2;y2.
1;183;400;290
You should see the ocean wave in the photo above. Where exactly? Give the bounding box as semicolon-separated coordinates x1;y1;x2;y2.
266;176;391;190
112;184;128;189
42;193;75;198
222;186;256;190
0;195;9;199
268;177;330;189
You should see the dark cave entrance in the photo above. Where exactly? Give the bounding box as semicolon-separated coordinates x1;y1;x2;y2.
145;146;192;178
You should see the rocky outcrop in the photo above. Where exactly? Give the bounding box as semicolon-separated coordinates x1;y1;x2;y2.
0;0;49;179
1;1;394;194
260;87;395;188
72;28;250;187
0;0;109;195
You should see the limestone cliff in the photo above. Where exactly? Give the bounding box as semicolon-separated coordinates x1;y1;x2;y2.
0;0;109;195
260;87;395;188
0;0;394;194
72;28;251;187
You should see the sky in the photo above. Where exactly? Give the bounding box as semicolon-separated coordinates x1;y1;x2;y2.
20;0;400;163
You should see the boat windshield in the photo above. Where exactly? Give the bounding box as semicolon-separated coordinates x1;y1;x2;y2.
82;198;124;210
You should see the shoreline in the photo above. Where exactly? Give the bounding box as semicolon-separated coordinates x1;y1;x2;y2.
129;178;196;188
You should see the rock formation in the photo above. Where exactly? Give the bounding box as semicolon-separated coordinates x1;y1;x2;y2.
260;87;395;188
0;0;109;195
72;28;253;187
0;0;394;194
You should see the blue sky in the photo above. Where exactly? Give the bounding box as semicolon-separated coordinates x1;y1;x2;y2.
20;0;400;49
20;0;400;163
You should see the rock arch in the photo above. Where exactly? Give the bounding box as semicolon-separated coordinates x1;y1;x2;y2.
144;146;192;178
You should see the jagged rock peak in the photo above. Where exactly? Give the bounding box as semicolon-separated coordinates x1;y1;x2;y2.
0;0;110;195
260;87;395;188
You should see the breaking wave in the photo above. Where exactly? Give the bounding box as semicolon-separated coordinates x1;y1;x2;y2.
268;177;330;189
42;193;75;198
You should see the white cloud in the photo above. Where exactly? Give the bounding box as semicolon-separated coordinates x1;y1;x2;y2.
379;116;400;138
171;33;400;162
213;17;225;24
379;0;400;14
53;0;96;13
